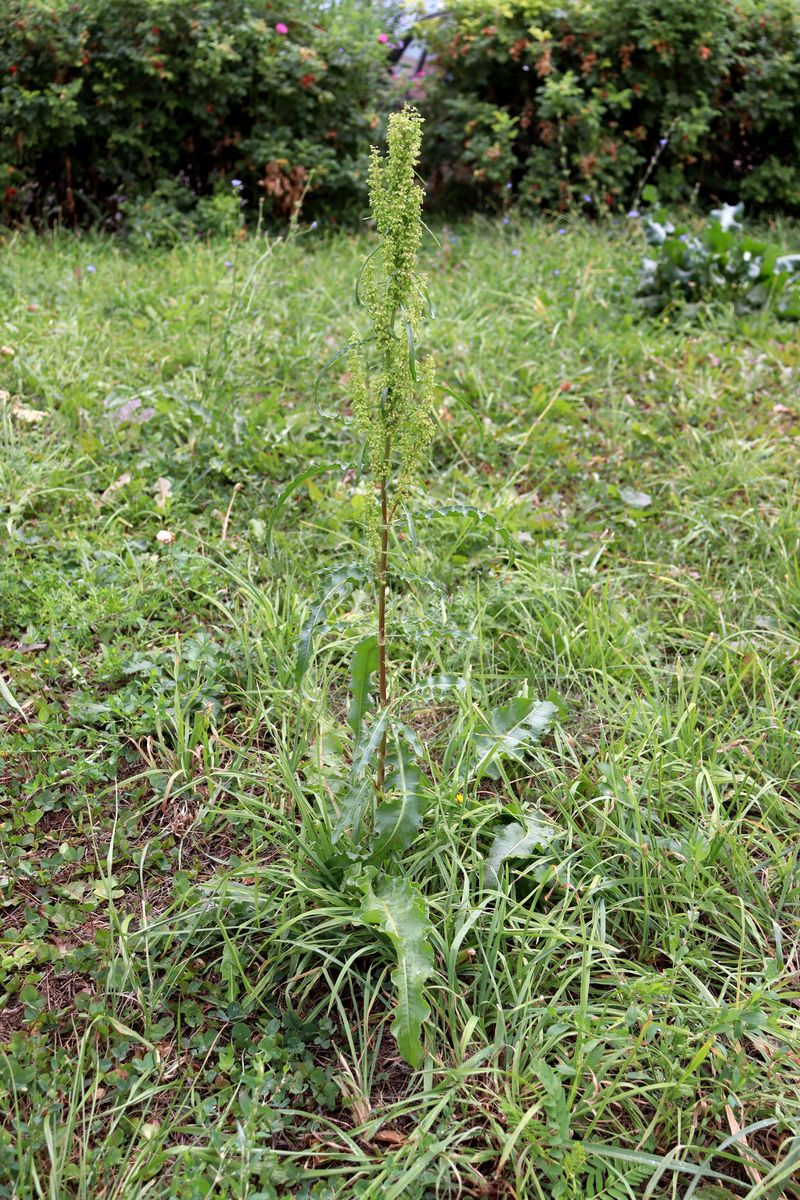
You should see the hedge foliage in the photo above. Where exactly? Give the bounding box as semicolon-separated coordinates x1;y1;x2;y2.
419;0;800;213
2;0;800;229
1;0;396;229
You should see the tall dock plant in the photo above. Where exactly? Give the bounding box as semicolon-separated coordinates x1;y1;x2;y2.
350;108;436;789
270;106;554;1067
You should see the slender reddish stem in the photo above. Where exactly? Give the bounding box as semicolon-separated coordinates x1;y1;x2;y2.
377;473;389;791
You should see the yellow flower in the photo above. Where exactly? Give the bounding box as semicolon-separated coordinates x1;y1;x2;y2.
455;792;464;804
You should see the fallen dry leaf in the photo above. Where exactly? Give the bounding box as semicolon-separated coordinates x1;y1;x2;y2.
97;472;132;507
372;1130;407;1146
11;399;47;423
725;1104;762;1187
155;477;173;508
0;345;14;357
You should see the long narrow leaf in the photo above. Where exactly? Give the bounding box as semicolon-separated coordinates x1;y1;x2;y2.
351;707;392;778
358;875;434;1067
313;338;374;418
266;462;345;552
438;385;483;444
354;242;382;306
402;311;417;381
331;778;372;846
296;562;367;682
348;635;379;740
0;672;27;721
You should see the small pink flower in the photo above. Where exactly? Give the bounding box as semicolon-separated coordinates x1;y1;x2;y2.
275;22;288;35
378;33;389;44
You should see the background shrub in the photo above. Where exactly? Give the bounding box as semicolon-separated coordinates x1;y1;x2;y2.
0;0;397;230
3;0;800;229
418;0;800;214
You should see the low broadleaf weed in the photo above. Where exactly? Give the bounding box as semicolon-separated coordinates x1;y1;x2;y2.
636;194;800;318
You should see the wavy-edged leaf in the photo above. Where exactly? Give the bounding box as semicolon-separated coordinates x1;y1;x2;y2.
267;462;347;552
388;563;445;596
485;811;561;888
413;673;468;702
331;777;372;846
474;697;556;780
296;562;368;683
348;635;379;740
371;759;428;859
358;875;434;1067
420;503;516;564
351;706;391;778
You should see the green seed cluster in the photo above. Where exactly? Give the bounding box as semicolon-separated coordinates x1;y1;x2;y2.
352;106;436;542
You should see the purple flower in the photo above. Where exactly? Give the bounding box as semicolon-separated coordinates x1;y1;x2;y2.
511;248;521;257
522;64;530;72
557;228;565;235
378;33;389;44
659;137;668;146
679;233;688;243
627;209;640;218
506;182;513;190
224;260;233;269
231;179;242;189
275;22;288;35
310;220;318;230
502;216;510;225
552;269;560;276
86;264;96;273
583;193;591;203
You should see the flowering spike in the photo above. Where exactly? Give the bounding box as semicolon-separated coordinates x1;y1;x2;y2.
354;106;436;526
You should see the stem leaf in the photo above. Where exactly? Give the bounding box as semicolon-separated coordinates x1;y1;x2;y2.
438;385;484;444
331;777;372;846
351;707;392;779
296;562;368;682
420;503;516;564
402;311;417;381
348;635;379;740
266;462;347;552
314;339;374;418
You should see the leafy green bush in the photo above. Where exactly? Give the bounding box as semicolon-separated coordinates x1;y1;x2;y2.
0;0;394;230
418;0;800;213
636;200;800;317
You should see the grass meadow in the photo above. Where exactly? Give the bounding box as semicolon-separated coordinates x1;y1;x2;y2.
1;216;799;1198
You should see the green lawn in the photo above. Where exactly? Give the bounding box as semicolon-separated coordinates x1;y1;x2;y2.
1;218;799;1199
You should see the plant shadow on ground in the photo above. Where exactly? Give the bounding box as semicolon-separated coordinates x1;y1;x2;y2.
1;217;799;1198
